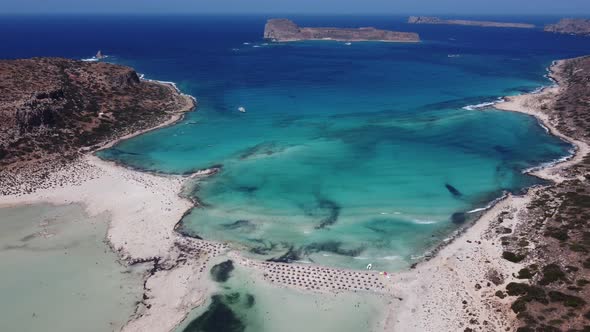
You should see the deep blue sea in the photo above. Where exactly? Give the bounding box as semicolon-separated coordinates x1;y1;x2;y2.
3;15;590;272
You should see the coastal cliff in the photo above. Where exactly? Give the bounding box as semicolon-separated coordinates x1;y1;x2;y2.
0;58;194;174
545;18;590;36
264;18;420;42
408;16;535;29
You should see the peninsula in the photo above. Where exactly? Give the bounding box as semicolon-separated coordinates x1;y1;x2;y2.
0;58;194;192
545;18;590;36
264;18;420;42
408;16;536;29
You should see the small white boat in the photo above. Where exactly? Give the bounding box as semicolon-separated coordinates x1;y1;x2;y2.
238;106;246;113
345;42;352;46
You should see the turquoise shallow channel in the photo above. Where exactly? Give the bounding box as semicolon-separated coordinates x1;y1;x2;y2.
83;15;590;271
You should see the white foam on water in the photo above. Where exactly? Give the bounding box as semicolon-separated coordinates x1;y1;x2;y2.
141;77;198;104
522;149;575;174
462;97;505;111
380;255;401;261
467;192;509;214
411;219;438;225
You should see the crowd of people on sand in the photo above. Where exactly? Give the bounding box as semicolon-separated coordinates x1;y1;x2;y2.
0;160;100;196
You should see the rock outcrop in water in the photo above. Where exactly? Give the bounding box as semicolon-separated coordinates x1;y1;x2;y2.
0;57;195;172
408;16;535;29
264;18;420;43
544;18;590;36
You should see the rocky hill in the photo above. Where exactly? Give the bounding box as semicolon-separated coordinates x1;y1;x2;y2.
408;16;535;29
545;18;590;36
264;19;420;43
0;57;194;172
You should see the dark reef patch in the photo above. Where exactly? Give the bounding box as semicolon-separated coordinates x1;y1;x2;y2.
244;294;255;308
267;246;301;263
108;148;143;156
314;199;341;229
451;212;467;224
19;233;37;242
445;183;462;197
238;141;285;160
224;292;241;304
223;220;257;233
236;186;258;194
493;145;512;156
182;295;245;332
210;260;235;283
302;241;365;257
249;239;278;255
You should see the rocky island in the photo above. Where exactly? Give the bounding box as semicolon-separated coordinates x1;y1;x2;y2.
0;57;194;191
264;18;420;43
545;18;590;36
408;16;535;29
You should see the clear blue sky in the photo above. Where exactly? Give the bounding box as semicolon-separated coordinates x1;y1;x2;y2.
3;0;590;15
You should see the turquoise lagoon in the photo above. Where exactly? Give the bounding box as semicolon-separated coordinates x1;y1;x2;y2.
2;15;582;271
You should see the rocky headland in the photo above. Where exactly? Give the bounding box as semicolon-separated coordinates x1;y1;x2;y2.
0;57;194;190
264;18;420;43
408;16;535;29
545;18;590;36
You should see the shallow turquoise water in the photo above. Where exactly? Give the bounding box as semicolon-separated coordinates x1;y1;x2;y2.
80;16;590;271
175;259;387;332
0;204;144;332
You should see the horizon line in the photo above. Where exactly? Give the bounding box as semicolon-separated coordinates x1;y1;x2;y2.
0;12;588;17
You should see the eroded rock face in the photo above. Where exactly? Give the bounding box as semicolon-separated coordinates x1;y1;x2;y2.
16;89;65;134
264;18;420;42
264;19;301;41
545;18;590;36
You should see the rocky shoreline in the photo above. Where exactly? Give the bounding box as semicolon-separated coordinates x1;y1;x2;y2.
545;18;590;36
0;58;195;195
491;57;590;331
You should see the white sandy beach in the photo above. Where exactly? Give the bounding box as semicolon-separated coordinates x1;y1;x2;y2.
382;59;589;331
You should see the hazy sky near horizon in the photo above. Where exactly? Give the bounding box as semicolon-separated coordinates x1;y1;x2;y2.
3;0;590;15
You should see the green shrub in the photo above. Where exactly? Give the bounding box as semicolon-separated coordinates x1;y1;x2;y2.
517;268;535;279
512;298;528;313
503;251;526;263
539;264;565;285
548;291;586;307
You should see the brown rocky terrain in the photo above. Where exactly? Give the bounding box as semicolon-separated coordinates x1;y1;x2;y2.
498;57;590;332
545;19;590;36
264;18;420;42
0;57;194;181
408;16;535;29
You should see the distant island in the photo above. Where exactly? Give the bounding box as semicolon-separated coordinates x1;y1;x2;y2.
264;18;420;43
545;18;590;36
408;16;535;29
